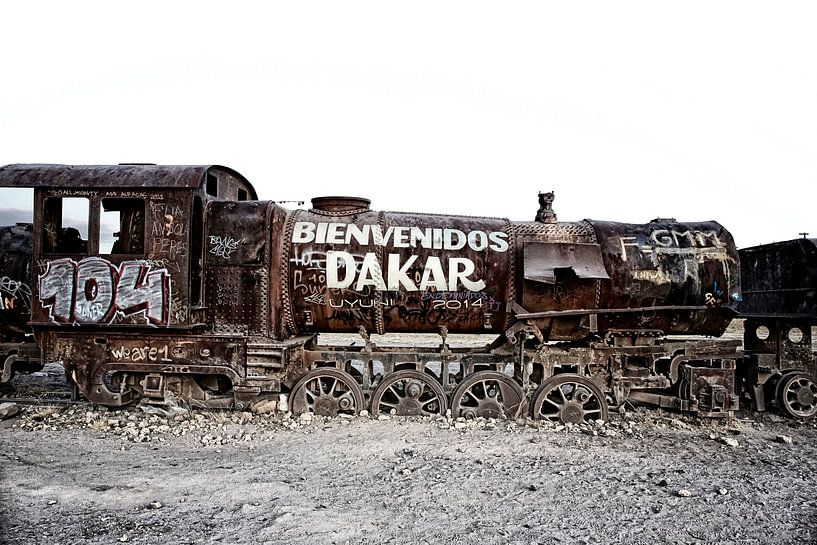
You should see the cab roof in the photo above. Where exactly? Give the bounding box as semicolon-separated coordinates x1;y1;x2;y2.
0;164;256;198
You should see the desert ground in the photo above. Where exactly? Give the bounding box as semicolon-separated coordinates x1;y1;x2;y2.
1;325;816;545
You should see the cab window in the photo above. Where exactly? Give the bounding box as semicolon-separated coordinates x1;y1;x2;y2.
42;197;89;254
99;198;145;255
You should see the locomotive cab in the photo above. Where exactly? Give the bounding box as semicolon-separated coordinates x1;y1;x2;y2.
0;164;261;407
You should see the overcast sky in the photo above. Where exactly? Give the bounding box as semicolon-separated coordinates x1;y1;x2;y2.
1;1;815;247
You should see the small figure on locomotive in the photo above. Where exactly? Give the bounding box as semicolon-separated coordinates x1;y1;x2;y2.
0;164;813;421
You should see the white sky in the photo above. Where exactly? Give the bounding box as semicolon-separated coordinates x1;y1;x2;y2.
1;1;815;247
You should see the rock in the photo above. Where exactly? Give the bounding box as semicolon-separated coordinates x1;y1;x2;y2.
718;488;728;495
453;422;467;430
378;415;391;421
359;410;369;418
147;501;163;509
722;438;739;447
657;479;669;487
251;399;277;414
776;435;793;444
0;402;20;420
677;489;692;497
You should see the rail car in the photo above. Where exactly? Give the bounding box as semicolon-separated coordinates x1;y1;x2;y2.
0;164;814;422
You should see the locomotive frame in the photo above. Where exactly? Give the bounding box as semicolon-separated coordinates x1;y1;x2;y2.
0;164;814;422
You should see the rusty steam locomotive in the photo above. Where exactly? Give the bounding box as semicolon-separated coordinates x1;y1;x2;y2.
0;164;815;422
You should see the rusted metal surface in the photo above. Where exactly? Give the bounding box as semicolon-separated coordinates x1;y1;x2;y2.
739;238;817;318
205;200;273;337
0;164;256;198
283;203;513;335
736;239;817;415
588;220;740;336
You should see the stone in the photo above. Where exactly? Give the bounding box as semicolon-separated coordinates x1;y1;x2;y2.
677;489;692;497
0;402;20;420
775;435;793;444
722;438;739;447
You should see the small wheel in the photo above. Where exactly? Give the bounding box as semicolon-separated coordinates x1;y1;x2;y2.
370;370;446;417
450;371;525;419
291;368;365;417
531;374;609;425
776;372;817;419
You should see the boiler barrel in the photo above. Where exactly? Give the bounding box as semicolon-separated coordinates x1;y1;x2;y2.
282;202;514;335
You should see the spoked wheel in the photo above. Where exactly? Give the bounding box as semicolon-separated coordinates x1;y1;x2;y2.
450;371;525;419
776;372;817;419
531;374;609;425
291;368;365;417
370;370;447;417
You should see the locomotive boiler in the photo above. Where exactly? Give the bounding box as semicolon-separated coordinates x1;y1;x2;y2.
0;164;812;422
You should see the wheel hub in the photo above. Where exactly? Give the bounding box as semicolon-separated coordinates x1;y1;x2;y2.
406;382;422;399
475;400;503;419
559;402;585;424
397;399;422;416
314;396;337;416
796;385;815;406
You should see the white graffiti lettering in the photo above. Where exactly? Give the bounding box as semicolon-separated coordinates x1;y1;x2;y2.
292;222;509;253
326;251;486;292
110;344;170;362
209;235;242;259
38;258;171;325
619;230;726;262
0;276;32;312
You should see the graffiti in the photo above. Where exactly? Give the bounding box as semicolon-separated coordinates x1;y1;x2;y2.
291;222;507;296
326;251;485;292
422;290;503;312
107;191;149;199
39;258;171;326
327;296;399;309
151;237;188;259
154;214;186;236
149;202;185;219
304;293;326;305
149;202;188;258
0;277;32;312
49;189;98;198
293;270;327;295
110;344;171;362
209;236;242;259
291;222;509;252
619;230;727;262
143;258;181;274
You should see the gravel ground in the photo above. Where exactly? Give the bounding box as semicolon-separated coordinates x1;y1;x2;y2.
1;402;816;545
2;322;816;544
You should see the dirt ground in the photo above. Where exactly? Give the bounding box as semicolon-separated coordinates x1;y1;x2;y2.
1;400;816;545
1;323;816;545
